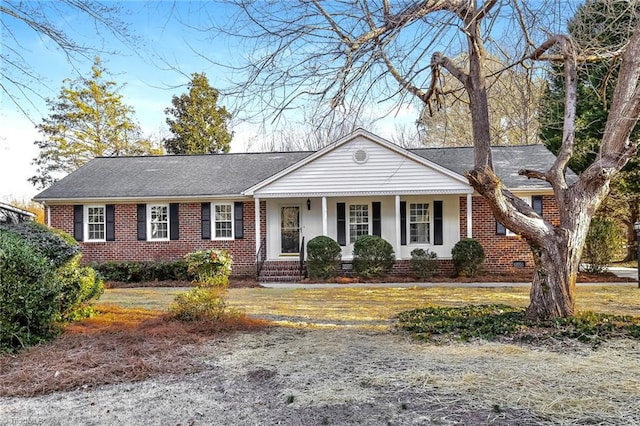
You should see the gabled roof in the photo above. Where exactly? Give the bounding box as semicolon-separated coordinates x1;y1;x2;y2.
34;152;312;202
34;130;571;202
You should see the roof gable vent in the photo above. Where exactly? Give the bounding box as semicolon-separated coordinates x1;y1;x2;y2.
353;149;368;164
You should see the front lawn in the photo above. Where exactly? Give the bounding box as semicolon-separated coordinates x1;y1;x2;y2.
98;284;640;327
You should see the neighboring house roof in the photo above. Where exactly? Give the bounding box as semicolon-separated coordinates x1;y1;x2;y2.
0;202;35;224
34;130;572;202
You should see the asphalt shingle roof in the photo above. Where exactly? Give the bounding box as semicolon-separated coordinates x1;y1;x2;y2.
34;152;313;200
34;144;572;201
410;144;575;189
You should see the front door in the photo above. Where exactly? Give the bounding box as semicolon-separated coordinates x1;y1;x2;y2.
281;206;300;254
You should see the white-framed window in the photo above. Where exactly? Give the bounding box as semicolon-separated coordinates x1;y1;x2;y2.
409;203;430;244
148;204;169;240
85;205;105;241
213;203;233;240
349;204;369;243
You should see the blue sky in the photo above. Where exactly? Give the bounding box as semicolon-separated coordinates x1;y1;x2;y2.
0;1;574;202
0;1;271;201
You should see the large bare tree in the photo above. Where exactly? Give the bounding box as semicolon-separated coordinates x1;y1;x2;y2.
214;1;640;319
1;1;134;119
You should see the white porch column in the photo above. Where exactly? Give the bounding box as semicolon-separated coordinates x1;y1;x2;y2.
395;195;401;260
466;193;473;238
254;197;261;254
322;196;328;236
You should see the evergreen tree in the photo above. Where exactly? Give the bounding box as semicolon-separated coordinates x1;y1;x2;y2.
163;73;232;155
30;58;161;189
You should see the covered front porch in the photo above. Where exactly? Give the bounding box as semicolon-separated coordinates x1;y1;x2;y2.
253;193;473;281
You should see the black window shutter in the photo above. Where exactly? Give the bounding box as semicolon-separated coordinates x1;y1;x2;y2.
73;205;83;241
137;204;146;241
532;195;543;216
496;220;506;235
201;203;211;239
234;202;244;239
434;200;443;245
400;201;407;245
337;202;346;246
372;202;381;237
106;204;115;241
169;203;180;240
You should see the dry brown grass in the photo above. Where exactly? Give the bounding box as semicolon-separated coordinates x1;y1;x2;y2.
0;305;268;397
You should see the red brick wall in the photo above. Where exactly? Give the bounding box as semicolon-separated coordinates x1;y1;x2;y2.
48;201;261;276
47;196;558;277
463;194;559;273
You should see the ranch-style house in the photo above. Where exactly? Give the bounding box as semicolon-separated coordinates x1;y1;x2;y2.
34;129;566;281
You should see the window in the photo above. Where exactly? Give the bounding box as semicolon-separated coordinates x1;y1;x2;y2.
409;203;430;243
349;204;369;243
214;203;233;239
149;204;169;240
86;206;105;241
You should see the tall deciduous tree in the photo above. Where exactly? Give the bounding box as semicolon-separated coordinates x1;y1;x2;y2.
419;54;543;147
163;73;232;155
29;58;161;189
209;1;640;320
539;0;640;260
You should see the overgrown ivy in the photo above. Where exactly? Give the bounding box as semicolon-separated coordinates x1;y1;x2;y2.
397;304;640;345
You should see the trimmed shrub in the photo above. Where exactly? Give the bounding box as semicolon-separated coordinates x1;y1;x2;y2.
0;231;60;351
93;260;190;283
410;248;439;279
1;221;79;268
306;236;342;279
352;235;395;278
582;218;620;274
55;256;104;321
451;238;485;277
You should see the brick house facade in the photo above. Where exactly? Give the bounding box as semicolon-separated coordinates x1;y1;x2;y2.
36;129;570;280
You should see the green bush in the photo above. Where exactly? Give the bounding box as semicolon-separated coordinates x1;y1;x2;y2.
582;218;620;274
0;231;60;351
169;287;228;321
184;249;232;286
306;236;342;279
55;256;104;321
352;235;395;278
93;260;190;282
451;238;485;277
410;248;439;279
1;221;79;268
170;249;233;321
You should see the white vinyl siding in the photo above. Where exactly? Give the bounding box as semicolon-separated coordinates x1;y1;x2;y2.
86;205;105;241
254;136;471;197
148;204;169;240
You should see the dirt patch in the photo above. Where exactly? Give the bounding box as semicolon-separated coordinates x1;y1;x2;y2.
2;326;639;425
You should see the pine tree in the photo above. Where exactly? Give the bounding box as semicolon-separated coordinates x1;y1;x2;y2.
30;58;161;189
163;73;232;155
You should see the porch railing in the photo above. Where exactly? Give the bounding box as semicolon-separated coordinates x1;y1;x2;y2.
299;236;306;281
256;237;266;280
